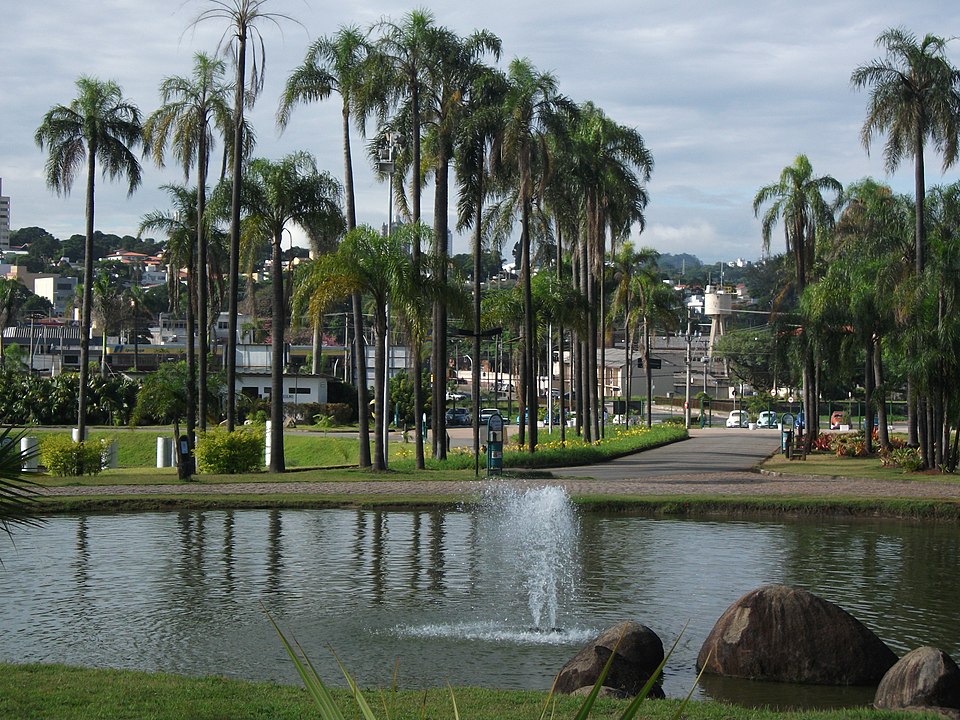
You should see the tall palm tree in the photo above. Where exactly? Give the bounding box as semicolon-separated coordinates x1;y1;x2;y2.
570;102;652;439
754;154;842;446
609;242;659;424
236;152;343;473
422;28;500;461
493;58;573;452
295;225;421;471
851;28;960;276
457;66;508;470
144;52;233;433
192;0;294;431
35;76;142;441
278;25;376;468
140;183;203;442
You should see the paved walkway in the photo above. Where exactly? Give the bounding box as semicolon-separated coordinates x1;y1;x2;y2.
38;427;960;502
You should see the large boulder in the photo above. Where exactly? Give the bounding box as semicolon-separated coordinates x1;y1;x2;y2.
555;621;665;698
696;584;897;685
875;647;960;711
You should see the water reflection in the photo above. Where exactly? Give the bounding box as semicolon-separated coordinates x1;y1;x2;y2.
1;507;958;708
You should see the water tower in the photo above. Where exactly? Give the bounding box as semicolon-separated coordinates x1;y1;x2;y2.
703;285;733;357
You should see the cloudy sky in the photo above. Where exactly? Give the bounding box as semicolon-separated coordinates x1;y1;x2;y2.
3;0;959;263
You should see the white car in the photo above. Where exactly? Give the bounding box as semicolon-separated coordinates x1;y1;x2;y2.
757;410;778;429
726;410;750;428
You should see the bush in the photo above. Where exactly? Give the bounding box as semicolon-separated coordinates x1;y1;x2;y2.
888;447;924;472
194;428;264;474
40;435;108;476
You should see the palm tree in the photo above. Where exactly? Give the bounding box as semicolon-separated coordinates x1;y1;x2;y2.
423;28;501;461
140;183;203;442
35;76;143;441
295;225;420;471
236;153;342;473
851;28;960;276
456;66;508;470
144;52;233;433
192;0;294;431
754;154;842;446
493;58;573;452
278;25;376;468
609;242;659;424
92;271;122;378
569;102;652;439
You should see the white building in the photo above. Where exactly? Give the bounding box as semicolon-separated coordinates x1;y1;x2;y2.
33;275;77;317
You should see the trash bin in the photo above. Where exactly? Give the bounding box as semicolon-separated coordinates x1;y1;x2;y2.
781;428;793;457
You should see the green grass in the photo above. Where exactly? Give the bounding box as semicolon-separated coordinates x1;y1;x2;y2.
762;451;960;483
0;663;937;720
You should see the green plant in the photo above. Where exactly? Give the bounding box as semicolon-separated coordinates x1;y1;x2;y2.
889;447;924;472
194;428;264;474
40;435;108;476
0;426;42;546
266;607;702;720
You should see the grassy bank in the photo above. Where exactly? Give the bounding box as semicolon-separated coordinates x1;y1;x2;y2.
763;452;960;484
0;664;932;720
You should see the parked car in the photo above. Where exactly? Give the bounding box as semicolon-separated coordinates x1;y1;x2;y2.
445;407;470;427
830;410;848;429
479;408;499;425
756;410;778;429
726;410;750;428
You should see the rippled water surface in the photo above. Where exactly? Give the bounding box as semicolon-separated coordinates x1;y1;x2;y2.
2;499;958;708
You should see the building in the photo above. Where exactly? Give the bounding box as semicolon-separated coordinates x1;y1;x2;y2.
33;275;78;317
0;179;10;252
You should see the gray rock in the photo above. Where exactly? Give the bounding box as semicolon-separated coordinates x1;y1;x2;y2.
875;647;960;710
696;584;897;685
555;620;665;698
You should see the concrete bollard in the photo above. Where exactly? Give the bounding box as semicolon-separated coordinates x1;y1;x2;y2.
71;428;81;443
157;436;172;468
20;437;39;472
264;420;272;467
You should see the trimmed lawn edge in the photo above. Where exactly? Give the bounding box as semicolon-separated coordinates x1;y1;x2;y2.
32;492;960;520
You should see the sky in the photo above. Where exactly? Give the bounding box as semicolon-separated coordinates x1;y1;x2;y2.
3;0;960;264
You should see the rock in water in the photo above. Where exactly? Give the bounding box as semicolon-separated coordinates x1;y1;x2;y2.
875;647;960;711
555;620;665;698
696;584;897;685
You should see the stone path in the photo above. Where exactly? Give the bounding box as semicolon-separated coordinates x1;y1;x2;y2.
38;428;960;502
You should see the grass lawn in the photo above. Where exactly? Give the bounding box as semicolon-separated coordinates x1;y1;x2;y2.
0;664;934;720
762;451;960;484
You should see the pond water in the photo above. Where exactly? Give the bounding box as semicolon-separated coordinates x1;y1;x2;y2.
2;487;958;708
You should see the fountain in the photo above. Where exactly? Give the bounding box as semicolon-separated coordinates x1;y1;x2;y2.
483;485;580;630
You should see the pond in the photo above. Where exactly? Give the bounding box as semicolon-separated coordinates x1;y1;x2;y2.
2;487;958;708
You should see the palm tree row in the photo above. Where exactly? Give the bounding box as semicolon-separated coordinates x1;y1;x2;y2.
746;27;960;467
34;4;657;471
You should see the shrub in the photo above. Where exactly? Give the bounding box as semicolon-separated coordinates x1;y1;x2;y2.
888;447;924;472
195;428;264;474
40;435;108;476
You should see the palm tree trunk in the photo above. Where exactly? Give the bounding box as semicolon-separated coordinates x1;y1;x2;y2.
269;236;285;473
197;138;209;433
645;319;653;428
78;147;97;441
373;308;387;471
874;336;890;451
433;152;450;460
521;196;537;452
226;24;248;432
472;174;483;475
864;337;874;455
353;292;371;468
340;100;370;469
